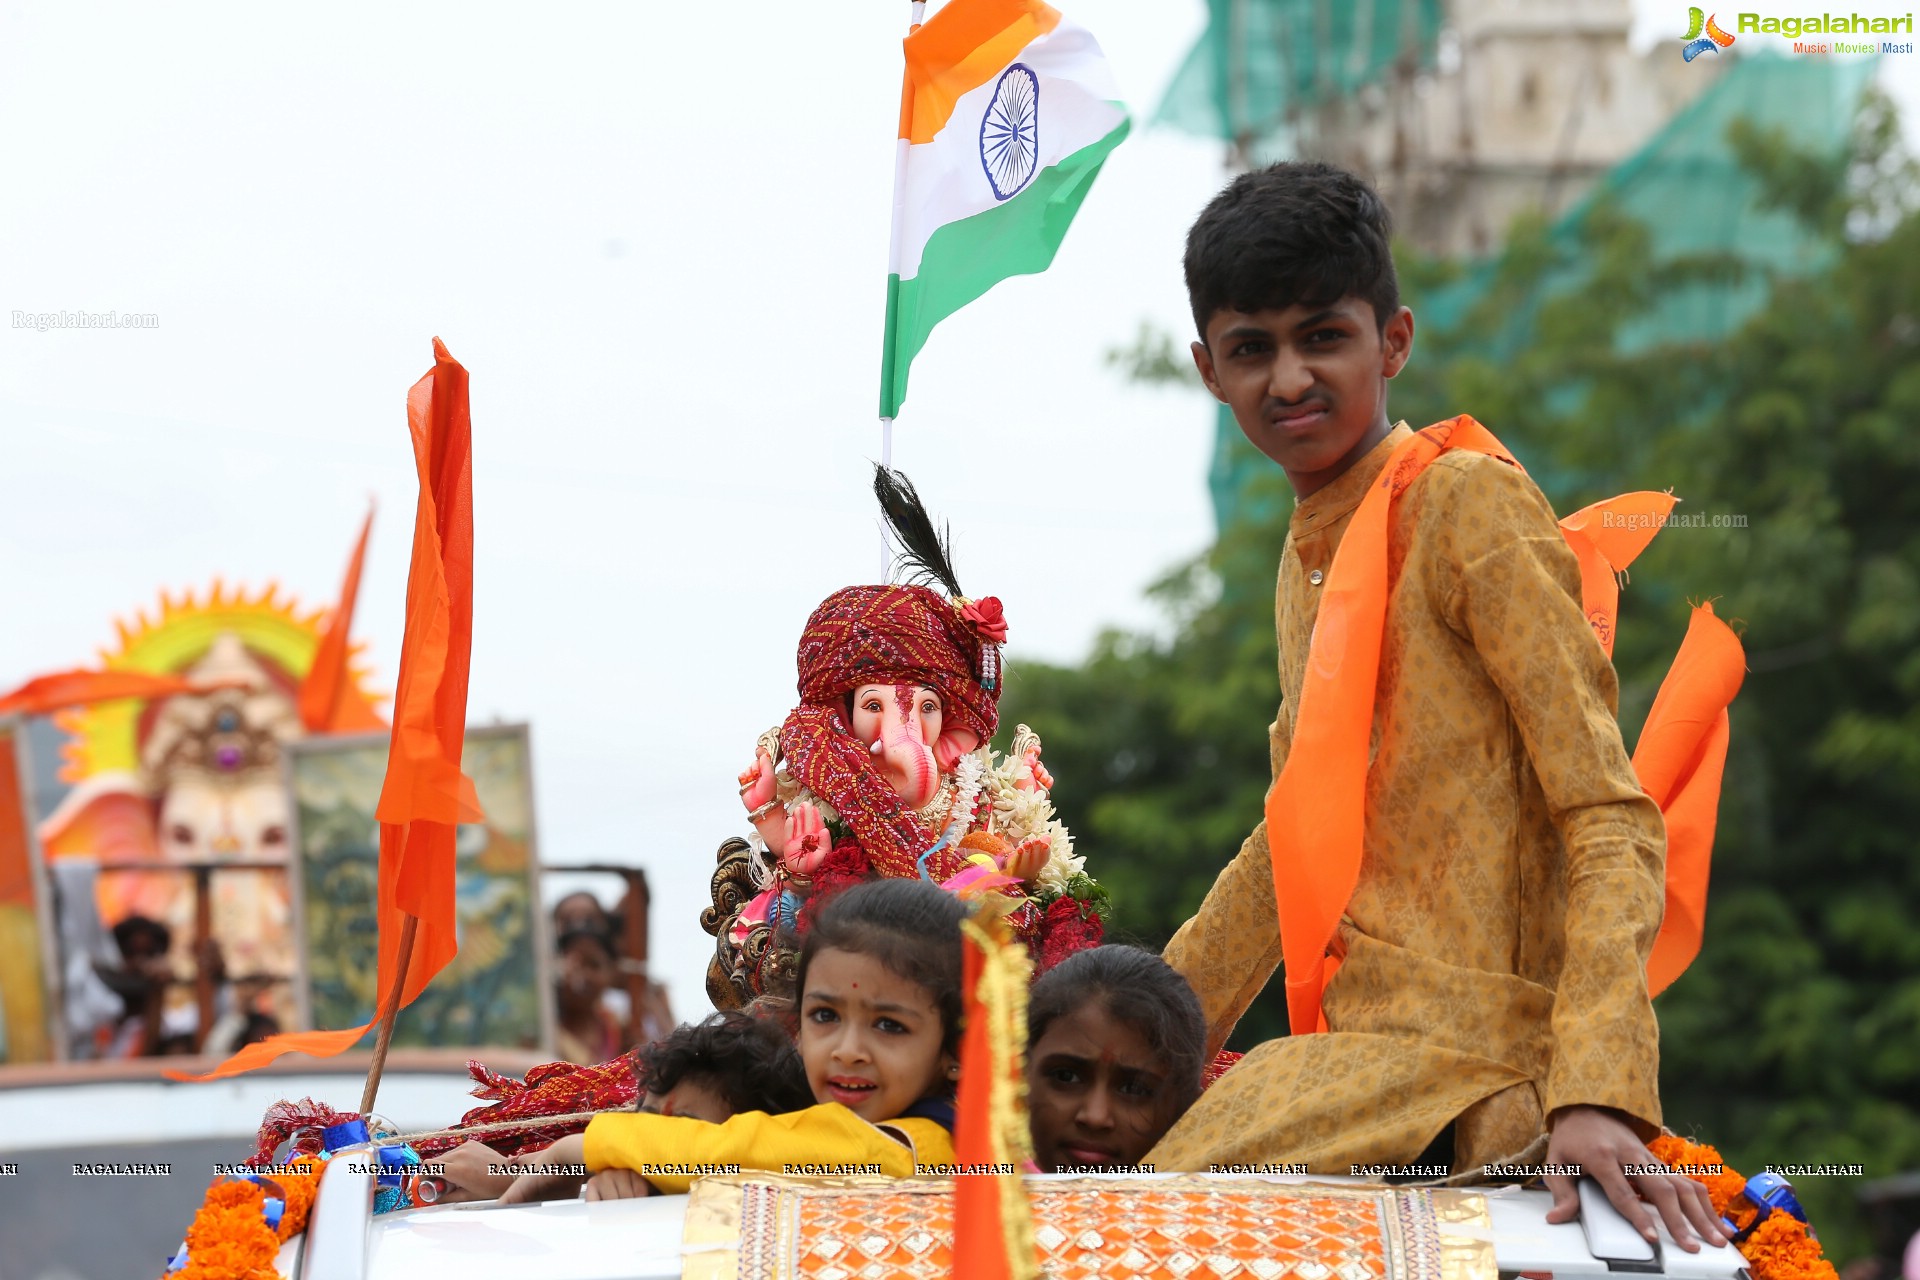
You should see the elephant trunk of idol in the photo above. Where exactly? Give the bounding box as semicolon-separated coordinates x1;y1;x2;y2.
881;686;940;810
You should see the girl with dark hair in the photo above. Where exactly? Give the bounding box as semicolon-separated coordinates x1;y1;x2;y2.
498;879;967;1203
1025;945;1206;1172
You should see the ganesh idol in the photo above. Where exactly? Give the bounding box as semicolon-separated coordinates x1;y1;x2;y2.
701;468;1106;1008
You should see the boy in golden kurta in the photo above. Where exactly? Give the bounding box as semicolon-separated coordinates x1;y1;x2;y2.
1149;161;1724;1250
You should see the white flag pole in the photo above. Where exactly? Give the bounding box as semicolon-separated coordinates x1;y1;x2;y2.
880;0;927;579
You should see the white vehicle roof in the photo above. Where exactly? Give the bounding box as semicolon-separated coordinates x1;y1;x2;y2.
285;1161;1754;1280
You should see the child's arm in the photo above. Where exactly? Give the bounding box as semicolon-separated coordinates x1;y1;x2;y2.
1440;455;1666;1127
582;1103;921;1193
1161;702;1291;1061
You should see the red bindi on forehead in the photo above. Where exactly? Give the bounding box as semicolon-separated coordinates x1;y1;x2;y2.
894;685;916;716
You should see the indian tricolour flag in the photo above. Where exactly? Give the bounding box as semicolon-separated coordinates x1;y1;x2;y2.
879;0;1130;419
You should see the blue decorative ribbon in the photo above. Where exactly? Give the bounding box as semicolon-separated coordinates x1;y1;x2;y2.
321;1118;370;1151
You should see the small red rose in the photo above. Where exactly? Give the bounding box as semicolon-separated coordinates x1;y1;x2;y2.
959;596;1009;644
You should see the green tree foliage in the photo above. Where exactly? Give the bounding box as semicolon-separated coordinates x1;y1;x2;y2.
1003;90;1918;1260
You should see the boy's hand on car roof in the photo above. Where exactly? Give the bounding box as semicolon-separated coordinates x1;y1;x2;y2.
1544;1106;1726;1252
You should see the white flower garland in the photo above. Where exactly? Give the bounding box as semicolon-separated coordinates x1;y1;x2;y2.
939;749;988;846
741;725;1084;895
980;727;1081;893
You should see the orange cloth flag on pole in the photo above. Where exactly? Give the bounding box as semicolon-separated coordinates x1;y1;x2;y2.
1636;602;1745;996
0;669;246;719
297;504;387;733
182;338;479;1081
951;913;1038;1280
374;336;482;1009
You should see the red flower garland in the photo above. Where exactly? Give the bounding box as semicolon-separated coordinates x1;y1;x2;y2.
1036;895;1104;974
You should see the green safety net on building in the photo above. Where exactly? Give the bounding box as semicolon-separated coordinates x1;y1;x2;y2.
1155;0;1444;152
1197;52;1879;532
1418;53;1879;343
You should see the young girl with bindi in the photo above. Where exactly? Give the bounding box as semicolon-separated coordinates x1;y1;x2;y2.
1025;946;1207;1172
497;878;967;1203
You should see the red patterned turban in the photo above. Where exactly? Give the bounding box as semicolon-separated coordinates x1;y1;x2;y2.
792;583;999;742
779;583;1006;882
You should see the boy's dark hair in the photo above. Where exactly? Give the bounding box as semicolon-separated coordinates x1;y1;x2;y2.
639;1011;812;1116
1027;945;1207;1113
1184;160;1400;339
113;915;171;959
795;879;968;1055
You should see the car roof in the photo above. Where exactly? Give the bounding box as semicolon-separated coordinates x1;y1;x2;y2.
290;1163;1753;1280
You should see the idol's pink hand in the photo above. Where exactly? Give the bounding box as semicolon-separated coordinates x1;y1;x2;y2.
1003;836;1050;883
1021;745;1054;793
783;802;831;876
738;749;777;812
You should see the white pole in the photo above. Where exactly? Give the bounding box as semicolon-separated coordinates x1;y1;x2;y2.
880;0;925;580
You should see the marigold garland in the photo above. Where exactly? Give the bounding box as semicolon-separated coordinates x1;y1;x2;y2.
165;1156;324;1280
1649;1134;1838;1280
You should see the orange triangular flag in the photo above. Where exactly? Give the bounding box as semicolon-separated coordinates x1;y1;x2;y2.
0;669;246;719
181;338;480;1081
297;505;385;733
1635;603;1745;996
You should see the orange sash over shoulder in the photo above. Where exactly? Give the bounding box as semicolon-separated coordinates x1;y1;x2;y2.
1265;415;1745;1035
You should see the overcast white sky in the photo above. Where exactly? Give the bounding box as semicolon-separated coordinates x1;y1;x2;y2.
3;1;1914;1026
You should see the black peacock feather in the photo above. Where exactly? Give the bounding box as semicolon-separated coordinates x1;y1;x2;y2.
873;464;964;598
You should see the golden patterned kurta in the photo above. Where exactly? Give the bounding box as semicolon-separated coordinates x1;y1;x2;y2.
1150;424;1667;1175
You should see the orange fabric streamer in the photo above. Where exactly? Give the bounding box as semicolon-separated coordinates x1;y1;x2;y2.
376;336;482;1008
1265;416;1515;1037
0;669;246;719
1557;492;1677;656
1636;602;1745;996
180;338;480;1081
297;504;386;733
951;914;1037;1280
952;934;1009;1280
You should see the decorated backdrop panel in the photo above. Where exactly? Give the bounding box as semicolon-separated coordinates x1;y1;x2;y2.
0;722;54;1063
682;1175;1499;1280
287;724;547;1050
